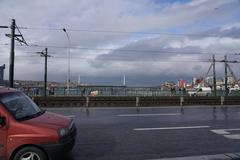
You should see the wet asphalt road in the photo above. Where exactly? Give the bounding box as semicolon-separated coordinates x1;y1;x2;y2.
47;106;240;160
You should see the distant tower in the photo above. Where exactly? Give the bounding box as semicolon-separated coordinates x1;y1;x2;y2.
123;75;126;86
78;75;81;85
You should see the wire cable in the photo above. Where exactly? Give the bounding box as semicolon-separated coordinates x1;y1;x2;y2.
18;26;224;37
0;43;229;55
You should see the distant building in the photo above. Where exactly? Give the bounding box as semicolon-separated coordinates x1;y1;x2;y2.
192;78;197;86
223;76;235;85
161;81;175;90
205;76;213;86
0;64;5;86
216;79;224;86
178;79;186;88
192;77;204;87
228;76;235;85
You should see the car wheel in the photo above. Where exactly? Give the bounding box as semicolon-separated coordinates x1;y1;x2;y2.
13;146;47;160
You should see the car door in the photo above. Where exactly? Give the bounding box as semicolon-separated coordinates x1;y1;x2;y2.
0;107;7;160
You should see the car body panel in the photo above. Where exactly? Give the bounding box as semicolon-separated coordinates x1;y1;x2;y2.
0;88;76;160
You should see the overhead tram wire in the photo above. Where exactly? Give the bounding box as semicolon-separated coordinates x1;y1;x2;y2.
0;43;229;55
19;26;222;37
15;51;56;54
12;54;210;63
3;49;219;62
5;50;210;62
1;52;234;62
7;50;211;62
0;44;236;62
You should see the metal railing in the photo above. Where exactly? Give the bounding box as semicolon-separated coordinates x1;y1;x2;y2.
19;86;240;97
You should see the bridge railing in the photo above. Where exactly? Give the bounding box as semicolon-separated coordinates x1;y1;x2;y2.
33;96;240;108
23;86;240;97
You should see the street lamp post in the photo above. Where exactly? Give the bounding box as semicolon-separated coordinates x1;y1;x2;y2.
63;28;71;95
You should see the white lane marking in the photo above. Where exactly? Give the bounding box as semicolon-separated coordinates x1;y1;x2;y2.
134;126;210;131
117;113;181;117
211;129;230;135
226;128;240;131
211;128;240;140
224;134;240;139
66;115;76;118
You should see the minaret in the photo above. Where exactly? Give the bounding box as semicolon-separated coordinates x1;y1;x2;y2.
123;75;126;86
78;75;81;85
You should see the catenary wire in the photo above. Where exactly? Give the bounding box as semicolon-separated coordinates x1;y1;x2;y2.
18;26;225;37
0;43;231;55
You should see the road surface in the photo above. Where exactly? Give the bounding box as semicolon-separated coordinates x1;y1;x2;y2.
46;106;240;160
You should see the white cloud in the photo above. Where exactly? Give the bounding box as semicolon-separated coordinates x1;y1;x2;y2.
188;0;209;6
0;0;239;84
220;22;240;31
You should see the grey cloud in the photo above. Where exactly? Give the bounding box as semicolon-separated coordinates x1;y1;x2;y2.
93;26;240;81
193;65;202;71
0;0;239;84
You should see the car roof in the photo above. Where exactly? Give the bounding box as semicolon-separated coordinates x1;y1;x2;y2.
0;86;18;95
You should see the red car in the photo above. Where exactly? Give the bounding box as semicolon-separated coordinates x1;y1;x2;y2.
0;87;76;160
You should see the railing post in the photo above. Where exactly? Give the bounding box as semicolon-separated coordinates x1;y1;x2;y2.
180;96;184;106
221;96;224;106
136;97;139;107
86;96;89;107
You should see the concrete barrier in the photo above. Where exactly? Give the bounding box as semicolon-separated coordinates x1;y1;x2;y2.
32;96;240;107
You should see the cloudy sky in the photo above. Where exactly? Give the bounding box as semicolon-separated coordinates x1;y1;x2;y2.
0;0;240;86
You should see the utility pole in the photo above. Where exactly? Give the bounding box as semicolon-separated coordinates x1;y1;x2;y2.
37;48;52;97
9;19;16;88
44;48;48;97
224;55;228;96
62;28;71;95
212;55;239;96
212;54;217;96
2;19;28;88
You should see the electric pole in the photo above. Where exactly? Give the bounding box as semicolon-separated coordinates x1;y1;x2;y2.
3;19;28;88
9;19;16;88
212;54;216;96
208;55;239;96
37;48;52;97
62;28;71;95
224;55;228;96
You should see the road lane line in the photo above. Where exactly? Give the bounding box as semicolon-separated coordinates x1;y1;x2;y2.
211;128;240;140
225;128;240;131
117;113;181;117
134;126;210;131
224;134;240;139
211;129;229;135
66;115;76;118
